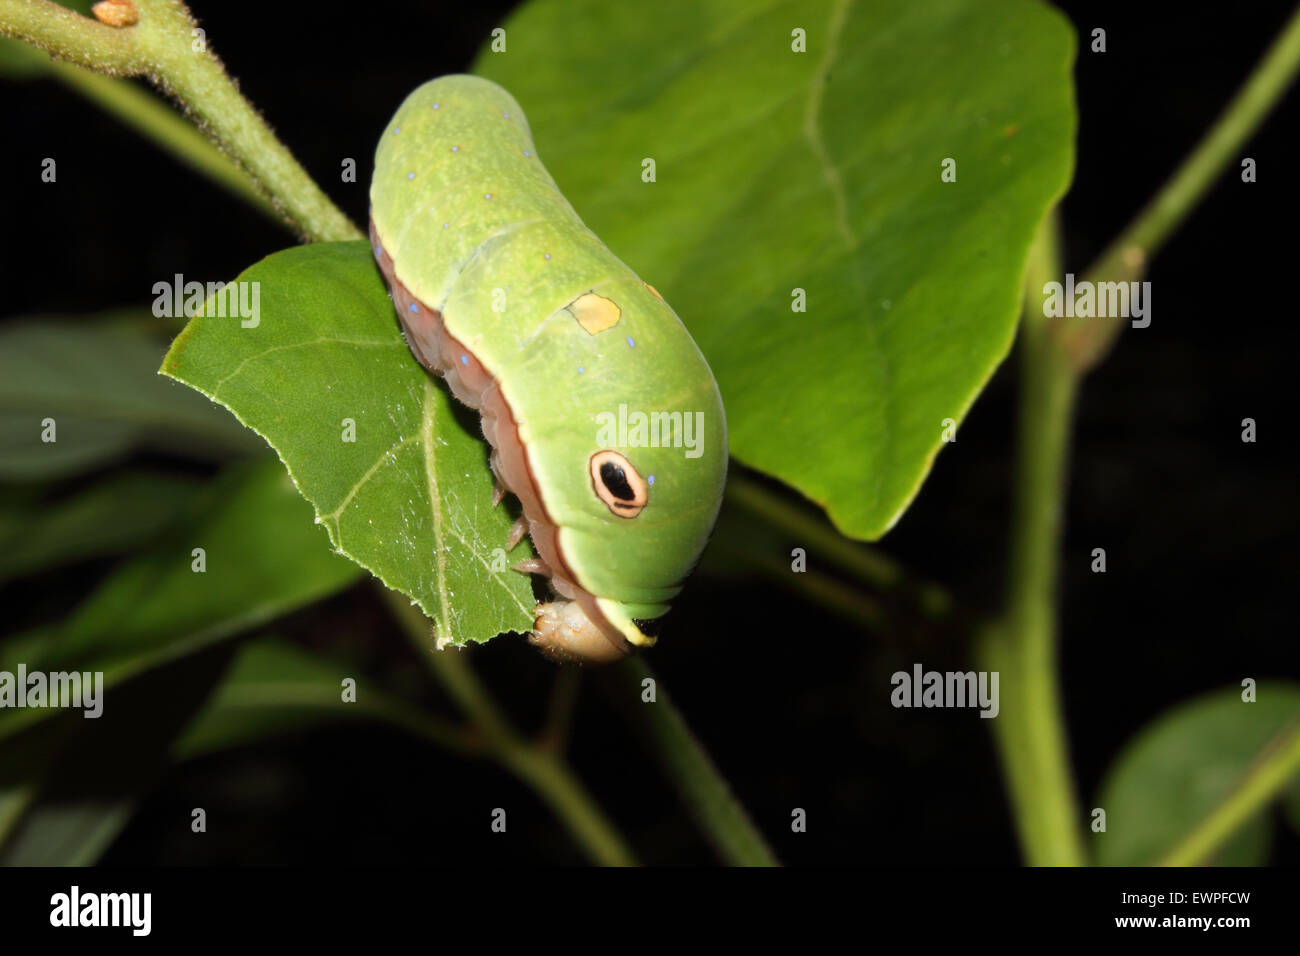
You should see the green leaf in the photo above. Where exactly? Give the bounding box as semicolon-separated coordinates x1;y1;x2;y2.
0;459;361;742
475;0;1076;538
0;319;263;480
161;242;537;646
172;636;469;761
1094;683;1300;866
0;469;201;583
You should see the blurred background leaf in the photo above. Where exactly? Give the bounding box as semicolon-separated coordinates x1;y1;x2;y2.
0;319;264;480
1094;683;1300;865
476;0;1076;539
0;468;202;583
0;459;362;742
172;635;470;761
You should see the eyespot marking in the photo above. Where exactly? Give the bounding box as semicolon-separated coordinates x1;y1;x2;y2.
589;450;648;518
567;293;621;335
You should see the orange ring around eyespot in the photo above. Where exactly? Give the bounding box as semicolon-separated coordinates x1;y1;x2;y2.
589;450;648;518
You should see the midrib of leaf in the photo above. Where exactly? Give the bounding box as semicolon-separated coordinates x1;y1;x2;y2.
803;0;855;251
420;380;454;646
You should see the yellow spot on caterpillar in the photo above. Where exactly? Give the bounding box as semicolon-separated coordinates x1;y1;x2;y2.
567;293;621;334
644;282;664;301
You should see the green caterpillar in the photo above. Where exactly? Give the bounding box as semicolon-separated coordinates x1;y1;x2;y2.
369;75;727;663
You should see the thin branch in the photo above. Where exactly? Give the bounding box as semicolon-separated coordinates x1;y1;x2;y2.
1058;3;1300;373
0;0;360;241
725;472;955;620
381;588;638;867
536;667;582;754
597;656;779;867
1158;718;1300;866
45;58;281;220
980;212;1088;867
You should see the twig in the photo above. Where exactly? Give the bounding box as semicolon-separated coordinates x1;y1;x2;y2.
45;57;281;221
381;587;637;866
985;6;1300;866
1057;3;1300;373
598;656;779;866
980;213;1088;866
726;472;955;621
1158;718;1300;866
0;0;359;241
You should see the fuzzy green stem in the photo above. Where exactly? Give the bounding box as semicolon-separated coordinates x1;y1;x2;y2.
0;0;360;241
46;58;280;221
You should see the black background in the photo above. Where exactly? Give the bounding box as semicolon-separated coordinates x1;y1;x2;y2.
1;0;1297;866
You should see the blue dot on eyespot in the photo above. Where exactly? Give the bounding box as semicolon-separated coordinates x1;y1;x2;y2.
460;355;469;366
577;366;585;374
485;193;491;199
503;112;510;118
409;303;418;313
544;253;551;260
451;146;458;152
626;336;636;348
393;127;400;134
443;223;449;229
648;474;656;485
432;103;440;110
523;150;531;157
407;172;415;180
372;245;381;257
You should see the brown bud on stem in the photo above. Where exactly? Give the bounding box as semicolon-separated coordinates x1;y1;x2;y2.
91;0;140;28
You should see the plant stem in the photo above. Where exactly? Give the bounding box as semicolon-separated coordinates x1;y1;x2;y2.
708;537;887;630
726;472;954;620
0;0;360;241
1058;2;1300;373
381;588;637;867
598;656;779;866
981;214;1088;867
46;58;281;222
1158;719;1300;866
985;8;1300;866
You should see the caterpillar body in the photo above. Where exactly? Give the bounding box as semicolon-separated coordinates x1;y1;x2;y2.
369;75;727;663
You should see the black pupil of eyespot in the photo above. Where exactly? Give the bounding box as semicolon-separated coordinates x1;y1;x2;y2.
599;461;637;501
